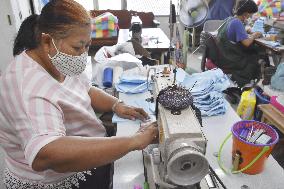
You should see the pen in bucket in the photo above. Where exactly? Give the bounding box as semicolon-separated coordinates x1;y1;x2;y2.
246;125;254;142
239;128;249;140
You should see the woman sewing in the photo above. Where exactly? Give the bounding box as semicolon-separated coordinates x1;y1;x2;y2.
0;0;158;188
217;0;264;86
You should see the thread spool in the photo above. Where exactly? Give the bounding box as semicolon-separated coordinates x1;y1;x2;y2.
113;66;123;84
103;67;113;88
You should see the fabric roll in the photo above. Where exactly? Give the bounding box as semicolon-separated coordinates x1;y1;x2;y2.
103;67;113;88
113;66;123;84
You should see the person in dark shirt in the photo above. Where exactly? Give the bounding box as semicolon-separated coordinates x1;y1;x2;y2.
216;0;265;86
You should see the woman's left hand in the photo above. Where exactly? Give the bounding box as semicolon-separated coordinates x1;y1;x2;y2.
114;103;149;121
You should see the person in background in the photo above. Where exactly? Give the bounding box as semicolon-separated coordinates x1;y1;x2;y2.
216;0;266;86
0;0;158;188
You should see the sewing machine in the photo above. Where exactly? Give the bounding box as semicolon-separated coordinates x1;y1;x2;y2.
143;69;210;189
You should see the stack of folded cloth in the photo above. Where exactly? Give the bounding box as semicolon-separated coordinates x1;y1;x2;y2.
91;12;118;38
115;71;148;94
252;18;265;34
180;68;230;116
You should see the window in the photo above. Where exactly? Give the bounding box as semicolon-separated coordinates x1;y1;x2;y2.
97;0;121;10
126;0;180;16
74;0;94;10
81;0;180;15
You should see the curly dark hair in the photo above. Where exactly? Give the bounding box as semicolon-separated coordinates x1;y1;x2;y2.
235;0;258;16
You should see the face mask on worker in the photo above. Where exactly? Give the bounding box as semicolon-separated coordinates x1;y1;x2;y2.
48;38;87;76
243;13;252;25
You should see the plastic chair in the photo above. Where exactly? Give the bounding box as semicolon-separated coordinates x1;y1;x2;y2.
199;20;224;52
203;20;224;32
200;33;224;72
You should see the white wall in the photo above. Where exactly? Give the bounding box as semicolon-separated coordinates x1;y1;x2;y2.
10;0;31;30
0;0;31;72
33;0;42;14
74;0;94;10
0;0;18;72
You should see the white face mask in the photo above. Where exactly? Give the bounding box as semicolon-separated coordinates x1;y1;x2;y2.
48;38;87;77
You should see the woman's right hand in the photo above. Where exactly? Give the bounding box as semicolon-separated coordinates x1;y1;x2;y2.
130;121;159;151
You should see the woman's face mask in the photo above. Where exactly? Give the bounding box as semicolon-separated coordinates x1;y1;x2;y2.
48;38;87;77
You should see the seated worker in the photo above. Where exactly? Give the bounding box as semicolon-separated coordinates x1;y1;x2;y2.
216;0;264;87
0;0;158;189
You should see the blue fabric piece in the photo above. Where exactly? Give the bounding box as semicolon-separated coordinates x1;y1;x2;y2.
176;68;187;83
115;72;148;94
263;41;281;48
226;18;248;43
115;82;148;94
181;68;230;116
119;72;147;84
112;99;156;123
182;69;230;94
252;19;265;34
193;91;224;104
200;100;227;117
41;0;49;6
267;28;279;35
207;0;234;20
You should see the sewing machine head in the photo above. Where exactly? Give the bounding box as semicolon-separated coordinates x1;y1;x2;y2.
146;68;209;188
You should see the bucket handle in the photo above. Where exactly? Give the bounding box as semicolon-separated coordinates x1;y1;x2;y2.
217;133;270;174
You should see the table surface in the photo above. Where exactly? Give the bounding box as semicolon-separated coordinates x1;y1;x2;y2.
257;81;284;97
113;92;284;189
254;38;284;54
265;19;284;30
117;28;170;52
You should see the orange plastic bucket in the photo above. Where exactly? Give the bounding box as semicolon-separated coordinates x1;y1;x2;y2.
231;121;279;175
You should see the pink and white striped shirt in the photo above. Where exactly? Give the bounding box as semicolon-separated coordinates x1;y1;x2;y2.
0;52;106;184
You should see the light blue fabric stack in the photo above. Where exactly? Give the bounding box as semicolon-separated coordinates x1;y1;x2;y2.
115;72;148;94
180;68;230;116
251;18;265;34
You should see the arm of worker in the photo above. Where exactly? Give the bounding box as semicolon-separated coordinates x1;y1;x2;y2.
240;32;262;47
246;26;252;34
88;86;149;121
32;121;158;173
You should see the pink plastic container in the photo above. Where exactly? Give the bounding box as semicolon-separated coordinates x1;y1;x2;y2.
270;96;284;114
